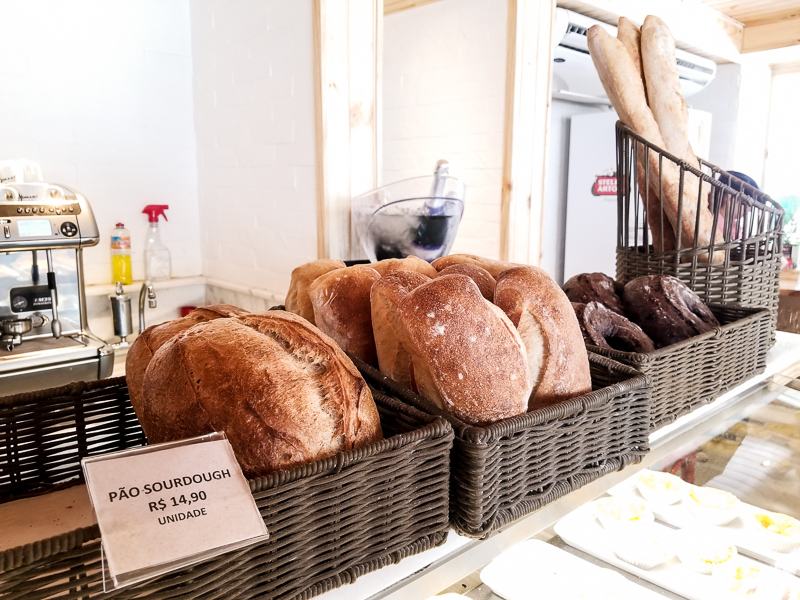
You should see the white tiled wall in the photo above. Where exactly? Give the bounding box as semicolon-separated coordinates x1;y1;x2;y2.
0;0;202;286
382;0;508;259
190;0;318;297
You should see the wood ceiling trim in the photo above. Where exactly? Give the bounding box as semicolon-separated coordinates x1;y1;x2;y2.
742;15;800;53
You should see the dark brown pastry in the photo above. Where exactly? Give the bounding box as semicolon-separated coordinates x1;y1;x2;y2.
572;301;655;353
623;275;720;348
563;272;626;316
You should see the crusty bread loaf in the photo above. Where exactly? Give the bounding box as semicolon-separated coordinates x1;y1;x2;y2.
126;304;250;426
587;24;720;261
431;254;521;279
398;274;531;425
436;263;496;301
494;266;592;410
308;264;381;366
370;271;431;387
285;259;347;324
370;255;438;278
140;311;382;477
617;17;645;97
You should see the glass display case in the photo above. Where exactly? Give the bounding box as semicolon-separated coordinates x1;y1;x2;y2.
314;332;800;600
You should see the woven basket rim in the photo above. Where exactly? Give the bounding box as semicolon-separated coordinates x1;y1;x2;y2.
352;354;650;443
616;121;785;219
0;386;454;570
585;303;771;364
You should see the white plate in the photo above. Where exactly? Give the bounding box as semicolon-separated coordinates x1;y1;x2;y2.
555;500;800;600
608;477;800;575
479;539;665;600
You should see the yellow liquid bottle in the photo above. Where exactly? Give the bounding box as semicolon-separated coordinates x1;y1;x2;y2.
111;223;133;285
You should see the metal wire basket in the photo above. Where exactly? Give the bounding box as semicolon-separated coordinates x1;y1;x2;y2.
614;121;784;332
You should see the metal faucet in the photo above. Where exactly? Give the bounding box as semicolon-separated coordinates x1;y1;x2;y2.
139;282;157;334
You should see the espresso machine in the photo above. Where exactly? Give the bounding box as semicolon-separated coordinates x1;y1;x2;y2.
0;181;114;396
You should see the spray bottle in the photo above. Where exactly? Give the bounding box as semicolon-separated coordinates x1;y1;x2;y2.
142;205;171;281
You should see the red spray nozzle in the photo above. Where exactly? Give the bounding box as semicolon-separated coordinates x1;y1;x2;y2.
143;204;169;223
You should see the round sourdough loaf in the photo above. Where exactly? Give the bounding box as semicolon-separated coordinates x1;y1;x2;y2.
398;274;531;425
370;270;432;387
126;304;251;427
308;264;381;366
495;266;592;410
140;311;382;478
285;258;347;325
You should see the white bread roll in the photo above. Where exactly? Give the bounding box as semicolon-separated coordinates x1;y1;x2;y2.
494;266;592;411
398;274;531;425
370;271;432;387
285;259;347;324
308;264;381;366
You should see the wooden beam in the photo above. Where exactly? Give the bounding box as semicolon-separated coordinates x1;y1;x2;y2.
742;15;800;53
500;0;556;266
313;0;382;260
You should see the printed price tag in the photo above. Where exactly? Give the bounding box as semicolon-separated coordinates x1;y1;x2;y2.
82;432;268;591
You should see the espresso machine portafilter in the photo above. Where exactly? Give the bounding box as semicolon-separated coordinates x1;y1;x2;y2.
0;181;114;396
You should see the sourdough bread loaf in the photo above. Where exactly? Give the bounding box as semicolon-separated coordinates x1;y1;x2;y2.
370;255;438;278
308;264;381;366
370;270;432;387
430;254;520;279
436;263;496;301
140;310;382;477
495;266;592;410
397;274;531;425
285;258;347;324
126;304;250;425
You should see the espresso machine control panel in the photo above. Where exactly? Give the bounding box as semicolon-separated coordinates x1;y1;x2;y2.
0;182;99;249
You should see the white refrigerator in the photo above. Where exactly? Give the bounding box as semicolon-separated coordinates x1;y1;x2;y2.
562;110;712;283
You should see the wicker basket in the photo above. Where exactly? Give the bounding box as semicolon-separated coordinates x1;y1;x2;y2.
615;122;784;333
584;303;771;432
0;377;453;599
353;353;651;539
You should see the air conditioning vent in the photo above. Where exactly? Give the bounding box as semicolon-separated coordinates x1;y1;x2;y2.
552;8;717;105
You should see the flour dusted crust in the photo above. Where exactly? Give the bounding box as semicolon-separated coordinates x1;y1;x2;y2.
398;274;531;425
430;253;521;279
140;311;382;478
126;304;250;425
370;271;431;387
285;258;347;324
587;24;720;261
495;266;592;410
370;255;438;279
308;264;381;366
436;263;496;301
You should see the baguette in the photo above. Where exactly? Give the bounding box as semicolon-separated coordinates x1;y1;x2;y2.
587;25;720;261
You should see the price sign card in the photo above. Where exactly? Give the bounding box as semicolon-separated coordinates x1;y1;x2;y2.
82;432;268;591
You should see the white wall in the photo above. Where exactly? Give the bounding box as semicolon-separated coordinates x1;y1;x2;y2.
0;0;201;286
382;0;508;259
190;0;317;297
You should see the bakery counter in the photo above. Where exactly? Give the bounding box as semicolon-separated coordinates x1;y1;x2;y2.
310;331;800;600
